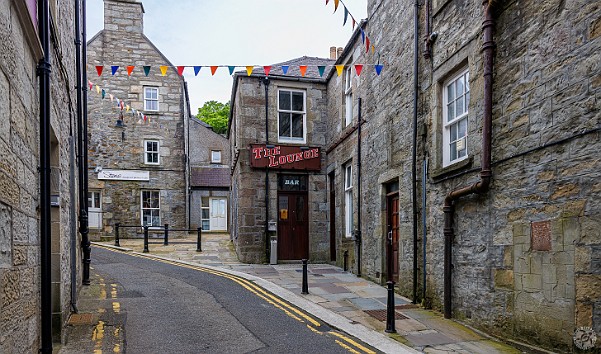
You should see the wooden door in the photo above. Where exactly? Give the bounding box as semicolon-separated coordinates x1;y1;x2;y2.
277;192;309;260
386;193;399;281
209;198;227;231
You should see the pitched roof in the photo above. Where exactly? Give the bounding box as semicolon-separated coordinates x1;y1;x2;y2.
237;56;336;80
191;167;230;188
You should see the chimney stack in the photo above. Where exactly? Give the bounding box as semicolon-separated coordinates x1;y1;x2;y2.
330;46;337;60
337;47;343;59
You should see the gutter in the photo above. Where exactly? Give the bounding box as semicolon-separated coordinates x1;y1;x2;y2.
442;0;496;319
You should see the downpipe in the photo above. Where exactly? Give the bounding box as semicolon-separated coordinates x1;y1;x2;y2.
81;0;91;285
443;0;495;319
412;0;419;304
355;97;362;277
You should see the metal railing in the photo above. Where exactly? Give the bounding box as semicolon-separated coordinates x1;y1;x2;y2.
114;223;202;253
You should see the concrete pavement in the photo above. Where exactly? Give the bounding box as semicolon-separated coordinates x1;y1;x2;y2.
61;233;532;353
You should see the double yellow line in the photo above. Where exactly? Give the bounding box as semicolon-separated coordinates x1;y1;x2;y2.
94;245;376;354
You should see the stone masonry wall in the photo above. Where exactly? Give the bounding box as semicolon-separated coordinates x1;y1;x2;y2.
87;0;187;237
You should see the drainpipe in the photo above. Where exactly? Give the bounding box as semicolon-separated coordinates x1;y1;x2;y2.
355;98;362;277
261;77;270;260
81;0;91;285
38;0;52;352
412;0;419;304
443;0;495;319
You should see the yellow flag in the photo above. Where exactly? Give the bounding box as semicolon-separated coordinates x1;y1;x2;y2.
335;65;344;77
334;0;339;12
126;105;130;112
96;85;100;94
160;65;168;76
246;66;254;76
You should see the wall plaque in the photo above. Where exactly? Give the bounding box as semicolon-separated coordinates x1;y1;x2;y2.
531;220;551;251
98;169;150;181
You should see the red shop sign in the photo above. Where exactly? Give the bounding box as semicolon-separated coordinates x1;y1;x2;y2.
249;144;321;171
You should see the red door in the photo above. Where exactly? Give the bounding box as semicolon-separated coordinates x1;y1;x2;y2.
278;192;309;260
386;193;399;281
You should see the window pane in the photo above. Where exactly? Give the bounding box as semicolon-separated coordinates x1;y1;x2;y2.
201;209;209;219
292;92;304;111
450;123;458;142
202;220;210;230
291;113;303;138
458;145;467;158
456;95;464;116
447;83;454;102
450;141;457;161
457;77;464;96
279;113;291;137
458;118;467;138
465;73;469;92
447;102;455;122
279;91;290;110
465;91;470;111
201;197;209;207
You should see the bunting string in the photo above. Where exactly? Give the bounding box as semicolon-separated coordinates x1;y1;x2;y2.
326;0;376;56
87;79;155;125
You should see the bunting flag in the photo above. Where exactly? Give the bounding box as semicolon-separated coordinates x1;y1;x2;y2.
335;65;344;77
263;66;272;76
159;65;168;76
281;65;289;75
210;66;218;75
101;89;105;99
361;29;365;43
299;65;307;77
228;66;236;75
334;0;339;13
127;66;135;76
365;37;370;53
96;66;103;76
143;66;151;76
126;105;130;112
325;0;377;57
326;0;329;4
246;66;254;76
194;66;202;76
318;66;325;77
109;93;113;101
352;18;356;30
354;64;363;76
88;80;93;90
343;7;348;26
111;66;119;75
375;64;383;75
177;66;185;76
96;85;100;94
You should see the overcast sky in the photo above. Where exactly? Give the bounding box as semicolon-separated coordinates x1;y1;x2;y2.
86;0;367;113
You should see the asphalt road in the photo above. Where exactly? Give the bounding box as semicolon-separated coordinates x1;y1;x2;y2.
91;247;377;354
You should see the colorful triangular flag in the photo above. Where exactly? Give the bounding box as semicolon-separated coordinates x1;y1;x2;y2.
228;66;236;75
101;89;105;99
354;64;363;76
95;85;100;94
299;65;307;77
352;18;356;30
88;80;93;90
109;94;113;101
159;65;168;76
111;66;119;75
361;29;365;43
317;66;325;77
375;64;383;75
334;0;339;13
335;65;344;77
177;66;185;76
210;66;218;75
281;65;289;74
365;37;370;53
95;66;103;76
127;66;134;76
194;66;201;76
263;66;272;76
143;66;151;76
246;66;254;76
343;7;348;26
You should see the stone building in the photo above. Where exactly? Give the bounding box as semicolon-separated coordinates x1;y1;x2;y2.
189;118;230;232
86;0;190;237
1;0;85;351
228;57;334;263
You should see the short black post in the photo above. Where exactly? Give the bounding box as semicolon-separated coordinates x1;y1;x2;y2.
163;223;169;245
143;226;149;253
196;227;202;252
385;281;396;333
301;259;309;294
343;250;348;271
114;222;120;247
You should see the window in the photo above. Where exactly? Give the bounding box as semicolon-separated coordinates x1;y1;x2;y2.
344;163;353;238
344;67;353;126
201;198;210;231
211;150;222;164
443;70;470;167
144;140;159;165
278;89;306;143
141;190;160;227
144;87;159;111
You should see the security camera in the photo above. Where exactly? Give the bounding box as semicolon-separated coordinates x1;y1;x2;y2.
94;166;103;173
429;32;438;42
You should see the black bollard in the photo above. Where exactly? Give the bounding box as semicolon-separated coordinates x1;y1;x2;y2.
114;222;120;247
301;259;309;294
385;281;396;333
143;226;149;253
164;223;169;245
343;250;348;271
196;227;202;252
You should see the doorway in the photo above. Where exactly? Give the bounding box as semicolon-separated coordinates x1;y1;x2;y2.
386;181;399;281
277;174;309;260
209;198;227;231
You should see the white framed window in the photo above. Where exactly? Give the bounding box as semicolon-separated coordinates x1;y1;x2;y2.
211;150;222;164
141;190;160;227
278;89;306;143
344;67;353;126
201;197;210;231
88;190;102;229
144;140;160;165
344;163;353;238
144;86;159;111
443;70;470;167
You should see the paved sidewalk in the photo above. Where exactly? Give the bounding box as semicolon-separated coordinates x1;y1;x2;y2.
85;233;531;353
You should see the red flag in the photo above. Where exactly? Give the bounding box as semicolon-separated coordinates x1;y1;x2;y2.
177;66;185;76
95;66;103;76
352;19;356;30
210;66;218;75
326;0;329;4
355;64;363;76
299;65;307;77
263;66;272;76
366;37;371;53
127;66;135;76
88;80;93;90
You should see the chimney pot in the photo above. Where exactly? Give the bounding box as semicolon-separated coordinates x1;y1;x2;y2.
337;47;343;59
330;46;337;60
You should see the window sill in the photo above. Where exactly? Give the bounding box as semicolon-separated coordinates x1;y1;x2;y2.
430;156;474;180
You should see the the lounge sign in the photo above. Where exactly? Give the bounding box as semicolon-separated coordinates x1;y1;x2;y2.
250;144;321;171
98;169;150;181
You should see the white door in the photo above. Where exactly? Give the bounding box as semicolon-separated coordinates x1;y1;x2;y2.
88;191;102;229
209;198;227;231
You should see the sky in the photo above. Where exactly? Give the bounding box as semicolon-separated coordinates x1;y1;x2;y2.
86;0;367;113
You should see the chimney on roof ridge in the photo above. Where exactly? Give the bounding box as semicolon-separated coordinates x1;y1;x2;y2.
337;47;343;59
330;46;337;60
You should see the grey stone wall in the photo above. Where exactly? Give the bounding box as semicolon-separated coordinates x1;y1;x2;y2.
230;74;330;263
87;0;187;237
1;0;81;350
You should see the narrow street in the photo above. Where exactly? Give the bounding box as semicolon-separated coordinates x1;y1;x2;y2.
63;246;377;354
